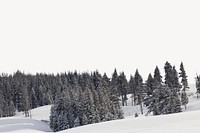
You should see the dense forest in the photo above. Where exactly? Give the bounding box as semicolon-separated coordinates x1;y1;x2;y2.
0;61;191;131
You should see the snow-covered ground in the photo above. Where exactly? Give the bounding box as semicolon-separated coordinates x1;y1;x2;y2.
0;85;200;133
0;117;51;133
61;110;200;133
0;105;52;133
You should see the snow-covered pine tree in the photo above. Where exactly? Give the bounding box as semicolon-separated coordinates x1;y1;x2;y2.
179;62;189;91
110;69;124;119
101;73;113;121
144;66;163;115
129;75;136;106
164;62;174;88
164;62;181;114
145;73;154;96
111;68;119;97
117;72;128;106
172;66;182;94
154;66;162;86
181;92;188;109
111;69;118;90
83;87;96;124
50;87;71;132
134;69;144;114
179;62;189;109
50;90;61;132
145;85;167;115
196;75;200;98
109;85;124;120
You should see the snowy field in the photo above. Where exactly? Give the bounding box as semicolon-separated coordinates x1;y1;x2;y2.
0;85;200;133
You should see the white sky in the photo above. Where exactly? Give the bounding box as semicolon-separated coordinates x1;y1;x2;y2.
0;0;200;83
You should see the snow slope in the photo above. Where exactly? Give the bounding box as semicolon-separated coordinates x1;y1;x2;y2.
30;105;51;121
0;117;51;132
0;105;52;133
0;85;200;133
60;110;200;133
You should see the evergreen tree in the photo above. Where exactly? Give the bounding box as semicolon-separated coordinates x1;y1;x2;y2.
111;69;118;89
110;69;123;119
50;88;70;132
134;69;144;114
145;73;154;96
154;66;162;86
179;62;189;91
196;75;200;98
164;62;173;88
172;66;181;93
83;87;96;124
181;92;188;109
164;62;181;114
117;72;128;106
129;75;136;106
144;67;163;115
50;90;61;132
145;85;167;115
179;62;189;109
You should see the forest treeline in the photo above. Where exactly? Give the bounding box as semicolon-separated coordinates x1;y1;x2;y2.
0;61;192;131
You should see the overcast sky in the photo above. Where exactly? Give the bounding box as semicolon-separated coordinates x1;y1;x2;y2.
0;0;200;83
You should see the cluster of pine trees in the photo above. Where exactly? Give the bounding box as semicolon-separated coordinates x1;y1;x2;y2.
0;70;124;131
0;71;76;117
0;61;190;132
144;62;189;115
49;71;124;132
109;61;189;116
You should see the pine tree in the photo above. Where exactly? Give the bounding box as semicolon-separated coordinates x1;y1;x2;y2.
83;87;96;124
134;69;144;114
50;88;71;132
129;75;136;106
164;62;181;114
154;66;162;86
144;67;163;115
172;66;181;93
110;68;119;97
145;85;167;115
145;73;154;96
110;69;123;119
179;62;189;109
179;62;189;91
181;92;188;109
111;69;118;89
196;75;200;98
117;72;128;106
0;89;5;117
50;89;62;132
164;62;173;88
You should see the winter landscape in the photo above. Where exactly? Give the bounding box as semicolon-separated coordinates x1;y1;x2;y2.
0;85;200;133
1;0;200;133
0;62;200;133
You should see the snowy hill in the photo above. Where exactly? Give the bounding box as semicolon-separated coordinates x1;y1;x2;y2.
0;117;51;132
60;110;200;133
0;85;200;133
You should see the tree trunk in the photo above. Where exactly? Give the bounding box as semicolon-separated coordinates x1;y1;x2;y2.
140;103;143;115
131;94;134;106
121;95;124;106
138;95;143;114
